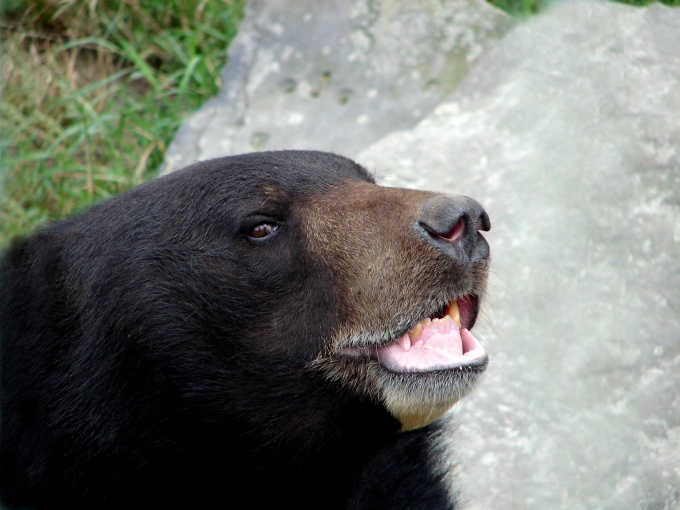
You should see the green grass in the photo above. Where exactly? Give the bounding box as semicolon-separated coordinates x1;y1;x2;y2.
0;0;246;247
488;0;680;16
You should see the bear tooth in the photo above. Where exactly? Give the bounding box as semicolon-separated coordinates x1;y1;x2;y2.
408;322;424;342
446;300;461;327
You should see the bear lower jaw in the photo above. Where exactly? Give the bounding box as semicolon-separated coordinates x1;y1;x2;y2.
376;356;489;431
327;295;488;430
337;296;487;373
315;350;488;431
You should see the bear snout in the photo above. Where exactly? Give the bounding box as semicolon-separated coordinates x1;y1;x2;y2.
416;194;491;264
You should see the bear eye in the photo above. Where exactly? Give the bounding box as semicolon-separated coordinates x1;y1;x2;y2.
249;223;279;239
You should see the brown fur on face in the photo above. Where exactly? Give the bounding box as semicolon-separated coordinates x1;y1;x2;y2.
301;180;490;430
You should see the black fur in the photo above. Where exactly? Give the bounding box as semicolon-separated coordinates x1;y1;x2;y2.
0;151;488;509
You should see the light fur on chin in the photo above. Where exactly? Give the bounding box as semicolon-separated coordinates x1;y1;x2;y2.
384;397;458;432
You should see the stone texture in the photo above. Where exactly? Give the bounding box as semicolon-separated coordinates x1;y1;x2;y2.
160;0;512;174
164;0;680;508
358;2;680;509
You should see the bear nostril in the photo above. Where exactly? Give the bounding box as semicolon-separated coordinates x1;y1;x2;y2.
417;195;470;245
417;194;490;259
425;216;465;244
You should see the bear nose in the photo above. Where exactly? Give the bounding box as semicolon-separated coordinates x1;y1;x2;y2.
416;195;490;262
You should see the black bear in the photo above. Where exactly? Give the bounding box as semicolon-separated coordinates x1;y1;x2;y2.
0;150;490;509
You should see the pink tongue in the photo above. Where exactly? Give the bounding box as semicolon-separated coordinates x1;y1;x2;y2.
376;320;484;373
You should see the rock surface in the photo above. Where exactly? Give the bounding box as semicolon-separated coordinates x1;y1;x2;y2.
359;2;680;509
165;1;680;508
161;0;513;173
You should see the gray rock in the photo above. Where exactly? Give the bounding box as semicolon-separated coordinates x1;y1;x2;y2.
358;1;680;508
160;0;512;174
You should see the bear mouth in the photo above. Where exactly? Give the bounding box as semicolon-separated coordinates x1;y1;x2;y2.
339;295;487;373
